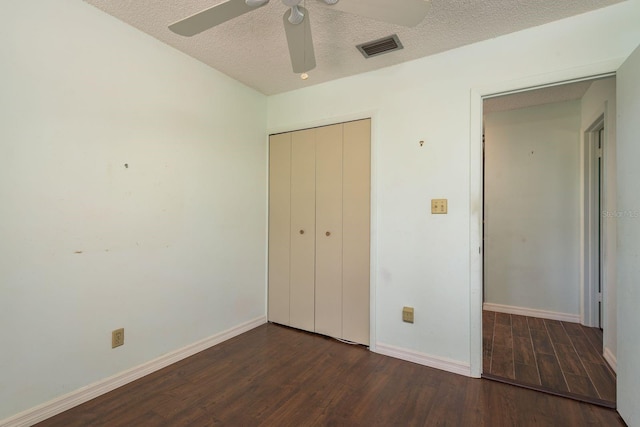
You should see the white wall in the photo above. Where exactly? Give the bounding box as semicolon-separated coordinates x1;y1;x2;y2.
484;101;582;317
580;78;617;364
616;43;640;427
2;0;639;424
0;0;267;421
268;0;640;376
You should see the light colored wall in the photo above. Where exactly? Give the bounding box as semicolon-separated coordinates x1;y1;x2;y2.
1;0;639;424
0;1;267;421
580;78;617;363
268;0;640;373
484;101;582;316
616;43;640;427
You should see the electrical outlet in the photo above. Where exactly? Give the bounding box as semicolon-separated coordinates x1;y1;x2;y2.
112;328;124;348
402;307;414;323
431;199;448;214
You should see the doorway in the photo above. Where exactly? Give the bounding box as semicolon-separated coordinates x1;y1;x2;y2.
480;77;617;406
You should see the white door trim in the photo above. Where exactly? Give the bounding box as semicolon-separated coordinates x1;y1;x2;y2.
583;115;605;328
469;59;623;378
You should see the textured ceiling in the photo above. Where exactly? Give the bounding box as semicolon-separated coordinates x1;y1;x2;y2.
84;0;622;95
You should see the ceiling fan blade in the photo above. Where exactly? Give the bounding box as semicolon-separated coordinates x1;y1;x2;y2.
169;0;268;37
283;7;316;73
320;0;431;27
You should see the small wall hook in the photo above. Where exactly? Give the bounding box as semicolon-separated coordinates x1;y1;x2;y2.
419;140;425;147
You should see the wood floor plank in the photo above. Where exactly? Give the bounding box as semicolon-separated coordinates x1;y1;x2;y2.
513;336;536;365
569;334;604;364
583;326;605;353
483;309;496;325
545;319;572;346
421;374;466;426
584;361;617;402
527;316;546;330
483;351;492;373
514;362;541;385
493;323;512;347
495;312;512;326
511;314;529;337
561;321;584;337
35;322;624;427
483;339;493;379
372;364;436;425
481;381;522;426
565;372;599;397
125;411;170;427
483;333;493;356
530;328;555;355
325;356;393;425
554;342;588;376
482;312;494;374
482;322;494;341
536;353;569;392
482;321;494;335
490;344;515;379
157;401;219;426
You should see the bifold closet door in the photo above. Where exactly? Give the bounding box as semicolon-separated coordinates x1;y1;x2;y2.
289;129;316;332
267;133;291;326
269;120;371;345
314;124;343;338
342;119;371;345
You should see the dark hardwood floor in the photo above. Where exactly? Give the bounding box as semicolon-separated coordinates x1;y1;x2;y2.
483;310;616;408
36;323;624;426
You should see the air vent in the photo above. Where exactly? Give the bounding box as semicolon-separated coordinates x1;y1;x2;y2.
357;34;404;59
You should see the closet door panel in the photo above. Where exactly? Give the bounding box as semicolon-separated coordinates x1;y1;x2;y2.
268;133;291;325
342;119;371;345
289;129;316;332
315;124;343;338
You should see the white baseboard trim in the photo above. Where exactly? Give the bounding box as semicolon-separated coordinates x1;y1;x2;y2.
374;343;471;377
1;316;266;427
603;347;617;372
483;302;580;323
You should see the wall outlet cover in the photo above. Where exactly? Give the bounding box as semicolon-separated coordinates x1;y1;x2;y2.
402;306;414;323
431;199;448;214
112;328;124;348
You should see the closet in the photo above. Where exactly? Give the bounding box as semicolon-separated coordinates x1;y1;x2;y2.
268;119;370;345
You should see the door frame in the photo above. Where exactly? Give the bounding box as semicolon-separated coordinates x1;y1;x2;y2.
583;115;605;329
468;61;621;377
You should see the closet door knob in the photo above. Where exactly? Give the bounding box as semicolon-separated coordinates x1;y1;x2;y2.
325;231;331;237
299;230;305;235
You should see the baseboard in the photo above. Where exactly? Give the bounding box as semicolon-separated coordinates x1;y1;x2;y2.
0;316;266;427
483;302;580;323
374;343;471;377
603;347;617;372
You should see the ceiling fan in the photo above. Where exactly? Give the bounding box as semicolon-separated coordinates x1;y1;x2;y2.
169;0;431;74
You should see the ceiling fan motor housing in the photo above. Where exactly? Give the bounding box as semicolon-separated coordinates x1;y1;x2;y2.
287;5;305;24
